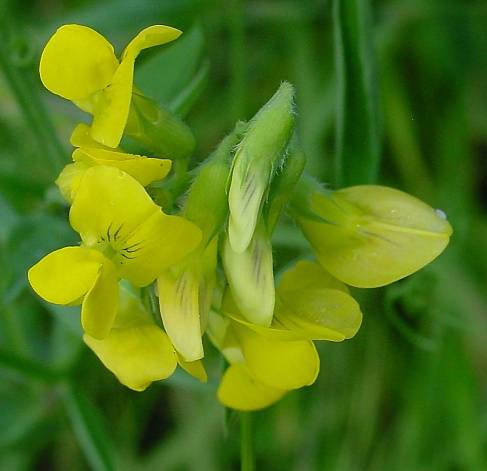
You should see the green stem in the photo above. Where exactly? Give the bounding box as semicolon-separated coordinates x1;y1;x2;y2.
240;412;255;471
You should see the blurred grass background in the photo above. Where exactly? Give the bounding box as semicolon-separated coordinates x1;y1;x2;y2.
1;0;487;469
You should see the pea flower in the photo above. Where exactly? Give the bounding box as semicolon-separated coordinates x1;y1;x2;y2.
28;165;201;339
295;182;453;287
57;124;172;202
85;284;206;391
210;260;362;410
40;24;181;148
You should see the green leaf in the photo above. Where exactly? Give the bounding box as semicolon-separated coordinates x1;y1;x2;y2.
333;0;381;186
63;381;115;471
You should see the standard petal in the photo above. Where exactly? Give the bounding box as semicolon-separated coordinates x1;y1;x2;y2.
217;364;286;411
70;166;159;247
84;324;177;391
118;211;201;286
276;288;363;341
73;148;171;186
90;56;134;147
301;186;453;288
39;24;118;101
157;270;204;362
234;324;320;390
28;246;103;305
81;262;119;339
122;25;182;60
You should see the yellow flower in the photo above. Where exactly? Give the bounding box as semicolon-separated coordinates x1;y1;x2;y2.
297;185;453;288
28;166;201;339
40;24;181;147
56;124;172;202
85;284;206;391
210;260;362;410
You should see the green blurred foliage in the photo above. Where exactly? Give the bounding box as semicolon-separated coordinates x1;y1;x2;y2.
0;0;486;469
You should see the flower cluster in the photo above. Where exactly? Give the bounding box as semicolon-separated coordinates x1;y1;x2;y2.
29;24;452;409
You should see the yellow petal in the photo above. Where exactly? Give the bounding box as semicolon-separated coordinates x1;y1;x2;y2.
222;223;275;326
90;56;134;147
177;354;208;383
28;246;103;305
69;165;165;253
157;270;204;362
120;213;201;287
217;364;286;411
55;162;89;203
234;324;320;390
221;289;301;341
278;260;349;294
39;24;118;101
276;260;362;341
300;186;453;287
70;123;110;149
73;148;171;187
84;324;177;391
122;25;182;60
89;25;181;148
81;261;118;339
276;289;362;341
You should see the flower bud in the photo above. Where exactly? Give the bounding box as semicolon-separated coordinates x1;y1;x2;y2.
228;82;295;253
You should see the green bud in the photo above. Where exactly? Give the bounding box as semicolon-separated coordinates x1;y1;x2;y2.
223;220;275;326
126;92;195;160
228;82;295;253
184;122;247;246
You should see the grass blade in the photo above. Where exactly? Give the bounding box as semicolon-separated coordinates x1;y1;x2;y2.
333;0;381;186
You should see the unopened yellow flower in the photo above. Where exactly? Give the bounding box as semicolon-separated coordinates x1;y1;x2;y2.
211;260;362;410
157;238;218;362
28;166;201;339
222;220;275;326
40;24;181;147
57;124;172;202
298;185;453;287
